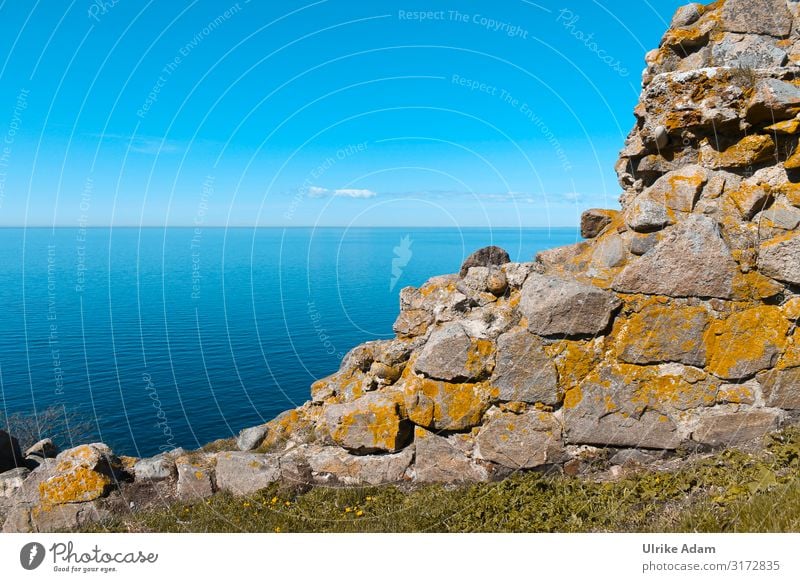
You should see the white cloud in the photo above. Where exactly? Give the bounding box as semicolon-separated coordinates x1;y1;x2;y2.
307;186;329;197
562;192;582;202
333;188;377;199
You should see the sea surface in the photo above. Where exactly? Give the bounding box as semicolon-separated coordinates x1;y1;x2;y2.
0;227;579;457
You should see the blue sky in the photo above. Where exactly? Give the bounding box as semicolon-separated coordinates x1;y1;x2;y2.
0;0;685;227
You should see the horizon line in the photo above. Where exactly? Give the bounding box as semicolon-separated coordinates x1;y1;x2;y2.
0;224;581;229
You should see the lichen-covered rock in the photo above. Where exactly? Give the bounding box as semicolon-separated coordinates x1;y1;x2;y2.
692;410;781;447
475;411;568;469
615;303;711;367
706;306;789;380
520;273;621;338
581;208;617;239
38;444;121;509
403;373;495;431
491;327;559;405
413;322;495;382
413;427;495;483
613;215;736;299
720;0;792;36
215;452;281;495
324;391;411;453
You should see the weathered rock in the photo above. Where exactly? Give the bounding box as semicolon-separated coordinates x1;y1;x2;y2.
0;467;29;498
0;430;22;473
646;165;708;212
671;3;701;28
37;444;121;509
626;196;674;233
758;368;800;409
520;273;621;338
459;246;511;277
581;209;617;239
748;79;800;123
486;269;508;296
629;233;660;256
236;424;269;451
720;0;792;37
729;183;773;220
757;233;800;285
692;410;781;447
393;309;433;338
613;215;737;299
413;322;494;382
133;453;178;481
3;501;110;533
706;306;789;380
491;327;559;405
176;457;215;501
215;452;281;495
24;439;58;459
711;33;788;69
403;373;494;431
615;303;711;367
475;411;567;469
413;427;494;483
699;135;776;170
324;392;411;453
308;445;413;486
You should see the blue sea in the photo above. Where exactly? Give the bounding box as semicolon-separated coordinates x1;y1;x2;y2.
0;227;578;457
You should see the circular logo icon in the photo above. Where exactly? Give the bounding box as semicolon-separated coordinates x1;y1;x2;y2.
20;542;46;570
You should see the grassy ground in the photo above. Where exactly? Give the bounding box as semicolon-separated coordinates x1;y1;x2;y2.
83;429;800;533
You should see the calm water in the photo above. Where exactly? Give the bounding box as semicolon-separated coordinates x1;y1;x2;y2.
0;227;578;457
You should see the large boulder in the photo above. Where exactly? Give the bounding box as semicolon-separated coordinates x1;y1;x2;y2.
475;411;568;469
403;374;495;431
413;322;495;382
324;392;411;453
520;273;621;338
692;410;781;447
413;427;495;483
613;215;737;299
491;327;559;405
757;233;800;285
215;452;281;495
308;445;413;486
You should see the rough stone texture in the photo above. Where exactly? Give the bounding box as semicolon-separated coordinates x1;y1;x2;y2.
459;246;511;277
403;373;494;431
720;0;792;37
626;196;674;232
0;430;22;473
413;322;495;382
758;233;800;285
520;273;621;338
236;424;269;451
580;208;617;239
692;410;781;447
413;427;494;483
308;445;413;486
475;411;568;469
215;452;281;495
324;392;411;453
758;368;800;409
176;458;215;501
133;453;178;481
613;215;736;299
706;306;789;381
712;33;788;69
615;304;711;367
491;327;559;405
0;467;29;498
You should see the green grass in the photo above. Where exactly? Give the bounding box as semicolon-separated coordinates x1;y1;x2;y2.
83;429;800;533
